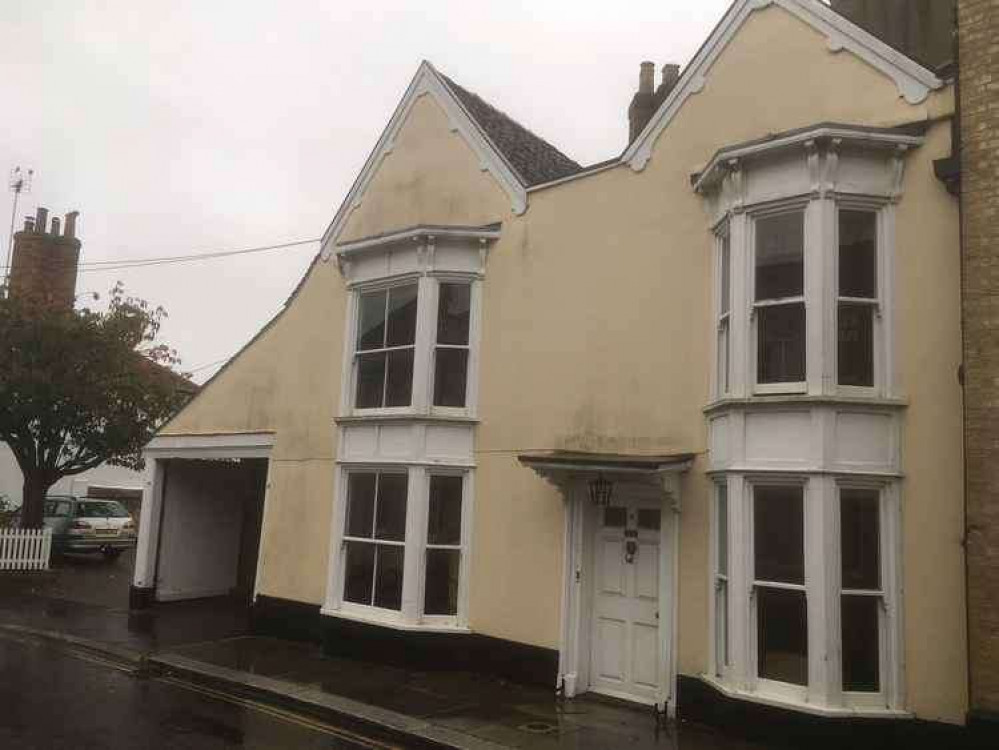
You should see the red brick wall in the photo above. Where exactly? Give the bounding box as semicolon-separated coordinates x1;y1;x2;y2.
959;0;999;718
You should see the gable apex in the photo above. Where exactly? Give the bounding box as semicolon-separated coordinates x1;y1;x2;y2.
320;61;530;261
623;0;945;172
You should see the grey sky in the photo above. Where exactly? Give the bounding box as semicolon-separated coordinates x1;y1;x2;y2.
2;0;729;382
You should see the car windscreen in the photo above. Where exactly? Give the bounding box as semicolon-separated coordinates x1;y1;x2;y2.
44;500;72;517
75;501;130;518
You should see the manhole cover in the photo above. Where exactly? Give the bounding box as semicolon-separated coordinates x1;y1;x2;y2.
517;721;557;735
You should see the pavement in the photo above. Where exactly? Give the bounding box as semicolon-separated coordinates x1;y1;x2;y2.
0;629;385;749
0;550;769;750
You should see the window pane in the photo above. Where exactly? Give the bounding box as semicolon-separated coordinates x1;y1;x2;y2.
437;283;471;345
425;549;461;615
343;542;374;605
346;473;376;538
355;352;386;408
838;303;874;387
603;507;627;528
720;232;731;314
433;348;468;407
758;303;806;384
428;475;463;545
375;474;408;541
638;509;661;531
717;484;728;574
357;290;387;351
373;545;404;610
839;210;877;299
385;284;418;347
384;348;414;407
841;489;880;590
756;212;804;301
758;587;808;686
754;485;804;584
842;594;880;692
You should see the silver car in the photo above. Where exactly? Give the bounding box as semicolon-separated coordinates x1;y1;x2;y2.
44;496;137;559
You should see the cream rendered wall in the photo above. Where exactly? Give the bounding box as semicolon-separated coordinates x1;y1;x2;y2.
472;3;963;722
160;258;347;605
339;94;512;242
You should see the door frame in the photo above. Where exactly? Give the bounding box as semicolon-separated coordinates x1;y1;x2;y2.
132;432;275;603
557;469;685;715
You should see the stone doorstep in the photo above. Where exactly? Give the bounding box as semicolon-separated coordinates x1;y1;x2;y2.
147;652;508;750
0;622;146;673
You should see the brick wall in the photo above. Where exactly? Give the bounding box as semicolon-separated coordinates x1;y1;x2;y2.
959;0;999;719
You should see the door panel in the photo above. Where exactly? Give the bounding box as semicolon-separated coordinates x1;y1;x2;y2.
589;499;665;704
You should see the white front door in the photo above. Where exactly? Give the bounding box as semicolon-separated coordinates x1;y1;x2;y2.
589;500;664;703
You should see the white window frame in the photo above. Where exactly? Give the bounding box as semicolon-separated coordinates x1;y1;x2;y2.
709;473;903;714
715;227;732;399
835;478;901;711
834;201;889;398
344;274;482;419
327;464;473;632
712;481;731;679
748;478;810;703
749;202;810;396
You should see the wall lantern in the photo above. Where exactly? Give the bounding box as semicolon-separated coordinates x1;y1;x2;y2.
588;474;614;507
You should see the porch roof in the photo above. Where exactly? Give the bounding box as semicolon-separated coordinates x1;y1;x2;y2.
517;450;694;475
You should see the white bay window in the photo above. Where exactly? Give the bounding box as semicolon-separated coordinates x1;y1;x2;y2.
329;225;497;631
700;126;916;714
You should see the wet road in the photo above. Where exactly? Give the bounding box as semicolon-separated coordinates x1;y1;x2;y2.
0;633;391;749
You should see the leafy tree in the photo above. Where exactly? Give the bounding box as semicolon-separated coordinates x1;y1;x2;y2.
0;283;191;528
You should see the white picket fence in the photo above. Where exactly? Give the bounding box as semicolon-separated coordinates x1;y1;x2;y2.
0;527;52;571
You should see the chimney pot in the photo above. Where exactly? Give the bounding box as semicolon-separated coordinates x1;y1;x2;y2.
65;211;79;239
51;217;61;236
23;216;35;232
639;61;655;94
661;63;681;89
35;207;48;234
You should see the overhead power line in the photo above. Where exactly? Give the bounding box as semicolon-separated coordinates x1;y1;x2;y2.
0;237;319;274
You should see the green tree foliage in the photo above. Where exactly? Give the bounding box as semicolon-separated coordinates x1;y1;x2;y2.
0;283;190;528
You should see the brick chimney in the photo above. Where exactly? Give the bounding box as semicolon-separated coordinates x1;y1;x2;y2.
8;207;81;310
830;0;955;71
628;62;682;144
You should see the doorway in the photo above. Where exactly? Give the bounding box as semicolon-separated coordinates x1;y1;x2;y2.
589;497;665;704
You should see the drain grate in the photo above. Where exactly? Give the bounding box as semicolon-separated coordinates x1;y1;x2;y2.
517;721;558;735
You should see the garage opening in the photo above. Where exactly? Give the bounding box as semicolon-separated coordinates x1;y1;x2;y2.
154;458;267;604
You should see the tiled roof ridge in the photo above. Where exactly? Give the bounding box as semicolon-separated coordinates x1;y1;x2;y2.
439;72;583;187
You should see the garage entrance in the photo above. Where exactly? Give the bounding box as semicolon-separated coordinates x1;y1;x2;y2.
152;458;267;603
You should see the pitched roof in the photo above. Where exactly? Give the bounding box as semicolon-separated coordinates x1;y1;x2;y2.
439;73;582;187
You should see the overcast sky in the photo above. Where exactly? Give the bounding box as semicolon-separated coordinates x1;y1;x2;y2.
1;0;730;382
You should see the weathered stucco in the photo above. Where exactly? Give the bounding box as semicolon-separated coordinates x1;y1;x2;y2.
339;94;511;242
155;2;965;723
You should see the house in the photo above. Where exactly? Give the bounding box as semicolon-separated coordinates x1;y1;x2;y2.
130;0;995;744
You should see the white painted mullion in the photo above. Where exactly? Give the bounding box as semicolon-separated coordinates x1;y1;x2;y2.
811;476;841;706
412;276;437;413
879;206;896;399
728;474;752;691
457;469;474;629
729;213;749;398
400;466;426;625
805;199;826;396
466;279;484;417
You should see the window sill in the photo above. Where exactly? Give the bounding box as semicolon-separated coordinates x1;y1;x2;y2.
320;606;470;634
699;675;911;719
704;394;908;415
335;413;480;425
